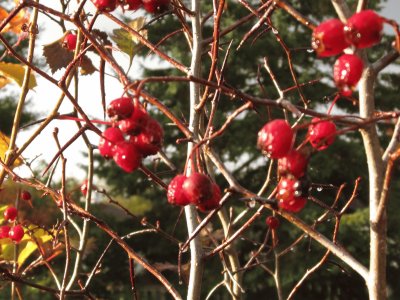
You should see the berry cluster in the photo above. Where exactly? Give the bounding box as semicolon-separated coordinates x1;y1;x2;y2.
1;206;25;243
257;118;337;212
312;10;383;95
98;97;164;172
167;173;222;212
90;0;170;13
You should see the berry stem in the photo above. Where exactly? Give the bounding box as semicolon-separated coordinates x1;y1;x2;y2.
57;115;113;126
327;94;340;115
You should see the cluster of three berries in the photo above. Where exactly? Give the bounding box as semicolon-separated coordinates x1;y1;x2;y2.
312;10;384;95
98;97;163;172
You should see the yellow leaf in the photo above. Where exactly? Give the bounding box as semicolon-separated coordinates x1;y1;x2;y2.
0;4;30;34
128;17;148;44
0;131;22;167
0;62;36;89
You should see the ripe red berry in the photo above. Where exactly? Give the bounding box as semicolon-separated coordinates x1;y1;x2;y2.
21;191;32;201
333;54;364;95
125;0;142;10
0;225;11;239
98;127;125;159
197;183;222;212
257;119;294;159
311;19;349;57
266;216;280;229
9;225;24;243
182;173;213;205
118;106;151;135
167;175;191;206
142;0;170;13
91;0;117;11
107;97;134;120
130;119;164;157
63;33;77;51
4;206;18;222
80;179;97;196
278;150;308;178
113;141;142;172
308;118;337;151
344;10;383;49
276;177;308;213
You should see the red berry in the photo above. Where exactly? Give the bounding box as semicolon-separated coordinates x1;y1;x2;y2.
182;173;213;205
107;97;134;120
142;0;170;13
130;119;163;157
266;216;280;229
308;118;337;151
98;127;125;159
113;141;142;172
80;179;96;196
0;225;11;239
21;191;32;201
9;225;24;243
167;175;191;206
63;33;77;51
257;119;294;159
311;19;349;57
197;183;222;212
125;0;142;10
276;177;308;213
91;0;117;11
118;105;151;135
333;54;364;95
344;10;383;49
4;206;18;222
278;150;308;178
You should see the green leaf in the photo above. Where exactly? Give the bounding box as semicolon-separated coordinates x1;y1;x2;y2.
0;62;37;89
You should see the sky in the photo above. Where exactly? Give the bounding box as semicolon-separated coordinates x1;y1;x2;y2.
5;0;400;182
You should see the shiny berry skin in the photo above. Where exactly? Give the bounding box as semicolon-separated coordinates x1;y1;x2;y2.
9;225;24;243
4;206;18;222
126;0;142;10
266;216;280;229
311;19;349;57
257;119;294;159
130;119;163;157
142;0;170;13
118;106;151;135
308;118;337;151
182;173;213;205
98;127;125;159
277;177;308;213
344;10;383;49
21;191;32;201
107;97;134;120
278;150;308;178
0;225;11;239
63;33;77;51
113;141;142;172
91;0;117;11
167;175;191;206
333;54;364;95
197;183;222;212
80;179;96;196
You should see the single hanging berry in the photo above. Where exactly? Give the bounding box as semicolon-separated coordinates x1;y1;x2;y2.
333;54;364;96
21;191;32;201
308;118;337;151
4;206;18;222
0;225;11;239
266;216;280;230
278;149;308;178
167;175;191;206
257;119;294;159
113;141;142;172
63;33;77;51
182;173;213;205
142;0;170;13
9;225;24;243
91;0;118;12
276;177;308;213
107;97;135;120
197;183;222;212
344;10;383;49
311;19;349;57
98;127;125;159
